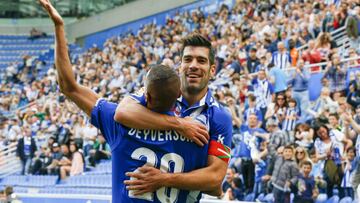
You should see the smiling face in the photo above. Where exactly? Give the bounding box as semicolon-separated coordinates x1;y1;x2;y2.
180;46;215;95
302;164;312;177
317;126;330;141
283;148;293;160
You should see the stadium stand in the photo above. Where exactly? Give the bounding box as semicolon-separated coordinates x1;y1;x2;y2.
0;0;360;202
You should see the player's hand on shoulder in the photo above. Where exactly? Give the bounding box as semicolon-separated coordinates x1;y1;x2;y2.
38;0;64;26
177;117;209;147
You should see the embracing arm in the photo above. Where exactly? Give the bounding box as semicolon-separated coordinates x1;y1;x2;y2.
163;156;226;195
39;0;99;116
115;97;180;131
125;155;226;196
115;96;209;146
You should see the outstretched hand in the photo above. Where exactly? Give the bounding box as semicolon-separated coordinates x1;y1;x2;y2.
38;0;64;26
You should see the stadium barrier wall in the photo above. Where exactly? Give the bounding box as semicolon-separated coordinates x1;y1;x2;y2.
16;193;111;203
15;193;251;203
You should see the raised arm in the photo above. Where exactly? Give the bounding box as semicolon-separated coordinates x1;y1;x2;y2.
39;0;99;116
115;96;209;146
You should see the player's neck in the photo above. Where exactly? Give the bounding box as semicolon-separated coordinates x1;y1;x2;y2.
182;87;208;107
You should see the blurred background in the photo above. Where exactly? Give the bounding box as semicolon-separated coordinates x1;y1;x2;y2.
0;0;360;203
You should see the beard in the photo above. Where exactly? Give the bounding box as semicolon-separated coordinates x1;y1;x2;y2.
181;75;208;95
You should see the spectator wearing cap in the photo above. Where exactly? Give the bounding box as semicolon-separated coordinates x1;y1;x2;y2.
16;125;37;175
271;42;291;71
246;47;260;74
47;142;62;175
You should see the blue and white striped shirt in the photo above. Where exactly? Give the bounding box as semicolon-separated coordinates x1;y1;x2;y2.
271;51;291;70
252;78;274;109
282;107;298;131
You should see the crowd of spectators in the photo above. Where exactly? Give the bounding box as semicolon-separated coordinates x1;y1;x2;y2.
0;0;360;201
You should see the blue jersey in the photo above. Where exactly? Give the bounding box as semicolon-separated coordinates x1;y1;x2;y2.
91;89;232;203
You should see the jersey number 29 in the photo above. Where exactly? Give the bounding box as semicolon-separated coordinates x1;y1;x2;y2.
129;147;184;203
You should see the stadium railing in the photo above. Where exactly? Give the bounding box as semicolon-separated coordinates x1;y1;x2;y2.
297;25;349;56
0;142;22;178
286;56;360;74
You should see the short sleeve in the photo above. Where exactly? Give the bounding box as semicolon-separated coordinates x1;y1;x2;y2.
208;106;233;163
91;99;124;150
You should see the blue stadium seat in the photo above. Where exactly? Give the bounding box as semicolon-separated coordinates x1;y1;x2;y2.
339;197;353;203
244;193;255;201
316;194;328;203
264;193;274;203
326;195;340;203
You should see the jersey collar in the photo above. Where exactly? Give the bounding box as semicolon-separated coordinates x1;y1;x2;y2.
177;89;213;110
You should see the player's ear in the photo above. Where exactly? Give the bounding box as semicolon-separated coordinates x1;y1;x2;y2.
145;91;151;104
209;64;216;78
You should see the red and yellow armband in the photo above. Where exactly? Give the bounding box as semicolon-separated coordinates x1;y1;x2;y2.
208;140;231;164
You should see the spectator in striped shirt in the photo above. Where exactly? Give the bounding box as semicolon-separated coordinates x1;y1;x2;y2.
323;54;348;97
252;69;274;121
282;98;299;144
271;42;291;71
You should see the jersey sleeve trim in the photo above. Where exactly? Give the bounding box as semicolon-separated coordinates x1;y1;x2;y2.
208;140;231;164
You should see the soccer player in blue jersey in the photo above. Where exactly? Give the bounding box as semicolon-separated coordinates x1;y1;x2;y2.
114;35;233;197
39;1;228;202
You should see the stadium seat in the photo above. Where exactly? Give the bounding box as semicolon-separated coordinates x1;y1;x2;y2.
316;194;328;203
244;193;255;201
339;197;353;203
263;193;274;203
325;195;340;203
